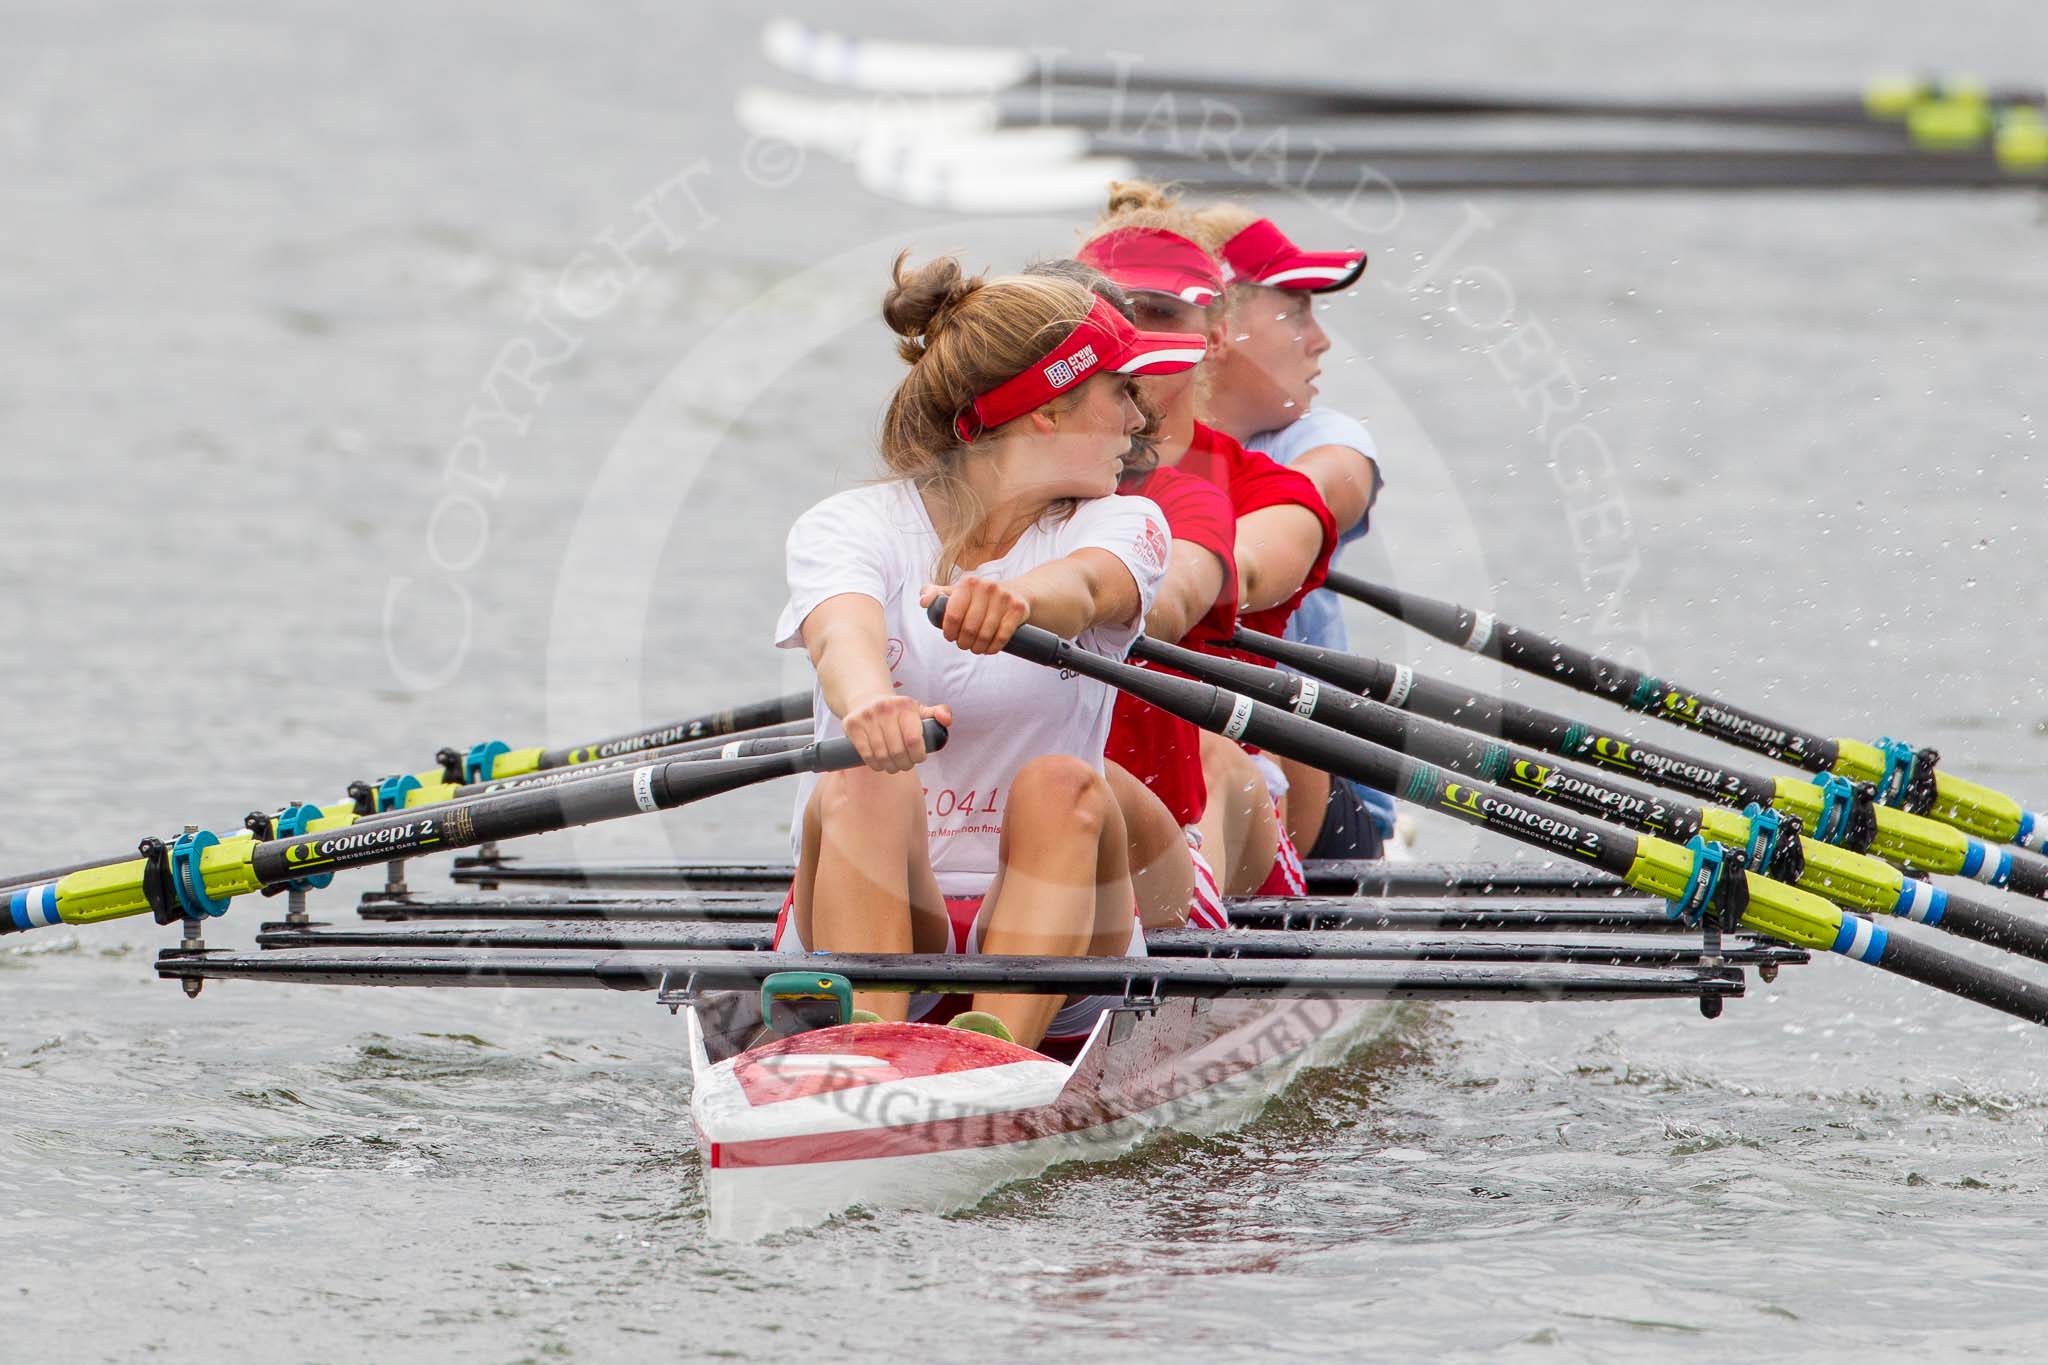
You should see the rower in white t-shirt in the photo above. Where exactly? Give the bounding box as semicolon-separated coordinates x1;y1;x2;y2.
773;253;1203;1053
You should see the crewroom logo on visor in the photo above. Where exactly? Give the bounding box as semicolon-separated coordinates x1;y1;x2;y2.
1044;343;1097;388
954;296;1204;443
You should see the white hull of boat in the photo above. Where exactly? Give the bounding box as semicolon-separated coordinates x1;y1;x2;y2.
688;994;1397;1241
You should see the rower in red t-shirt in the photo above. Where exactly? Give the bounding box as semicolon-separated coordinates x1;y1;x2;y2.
1107;459;1237;927
1079;210;1338;899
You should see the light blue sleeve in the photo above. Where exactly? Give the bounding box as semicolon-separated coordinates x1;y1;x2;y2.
1248;409;1378;472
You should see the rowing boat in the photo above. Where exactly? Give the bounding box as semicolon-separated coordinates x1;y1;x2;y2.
20;620;2048;1239
687;992;1392;1239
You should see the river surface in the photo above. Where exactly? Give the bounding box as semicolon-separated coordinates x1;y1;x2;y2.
4;1;2047;1360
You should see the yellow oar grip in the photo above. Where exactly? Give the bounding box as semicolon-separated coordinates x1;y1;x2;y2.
1833;737;2024;842
55;840;262;926
1741;877;1848;952
1996;108;2048;169
1782;765;1979;870
1906;96;1992;148
1623;833;1844;951
1864;75;1929;118
1697;804;1905;915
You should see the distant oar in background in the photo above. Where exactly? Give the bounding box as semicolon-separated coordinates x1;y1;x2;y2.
841;138;2048;211
759;17;2042;134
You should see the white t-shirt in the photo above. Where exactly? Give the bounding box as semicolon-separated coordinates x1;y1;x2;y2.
776;479;1168;895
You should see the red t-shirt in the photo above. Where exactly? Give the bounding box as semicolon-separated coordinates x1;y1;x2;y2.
1177;422;1337;644
1105;464;1237;826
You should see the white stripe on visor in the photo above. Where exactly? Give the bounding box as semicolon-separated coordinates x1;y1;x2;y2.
1255;264;1359;287
1113;345;1206;374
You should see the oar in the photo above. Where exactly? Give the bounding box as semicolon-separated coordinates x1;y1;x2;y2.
760;19;2041;129
251;918;1802;970
1132;635;2048;966
443;854;1633;897
350;890;1678;932
852;142;2048;214
1230;627;2048;908
739;88;1946;162
0;723;930;943
1326;572;2048;859
0;695;812;905
160;945;1748;1007
933;600;2048;1027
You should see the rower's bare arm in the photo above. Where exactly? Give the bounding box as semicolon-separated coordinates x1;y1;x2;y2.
1143;541;1226;642
920;550;1140;653
1235;504;1327;612
802;593;947;771
1007;546;1143;639
1290;443;1380;535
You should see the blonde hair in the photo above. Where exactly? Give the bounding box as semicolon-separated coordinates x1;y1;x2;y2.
879;252;1098;579
1084;181;1230;330
1096;182;1283;326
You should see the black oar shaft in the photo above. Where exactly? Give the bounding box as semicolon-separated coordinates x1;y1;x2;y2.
1233;627;1780;809
1874;928;2048;1022
774;26;2043;125
157;946;1746;1003
249;727;926;888
456;733;811;801
1327;572;1839;771
1134;635;1703;843
1224;630;2048;963
1102;152;2044;192
532;692;811;770
1933;899;2048;961
951;605;2048;1028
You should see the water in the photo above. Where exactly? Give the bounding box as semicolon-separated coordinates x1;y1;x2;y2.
5;0;2047;1358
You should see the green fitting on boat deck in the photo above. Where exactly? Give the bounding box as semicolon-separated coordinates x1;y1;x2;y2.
761;971;853;1034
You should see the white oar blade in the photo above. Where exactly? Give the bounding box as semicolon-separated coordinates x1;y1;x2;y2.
851;127;1094;184
856;150;1140;212
735;87;1003;160
761;18;1033;94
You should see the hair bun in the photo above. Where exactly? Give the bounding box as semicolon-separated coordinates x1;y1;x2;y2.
882;252;984;363
1103;179;1180;218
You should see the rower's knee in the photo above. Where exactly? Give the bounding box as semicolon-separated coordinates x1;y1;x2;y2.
1009;755;1111;838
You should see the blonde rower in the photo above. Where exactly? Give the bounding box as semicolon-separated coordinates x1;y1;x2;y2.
1077;185;1340;897
775;253;1204;1050
1188;201;1396;861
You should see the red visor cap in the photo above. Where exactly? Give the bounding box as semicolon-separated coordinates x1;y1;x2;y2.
1219;219;1366;293
1077;227;1225;306
955;295;1205;443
